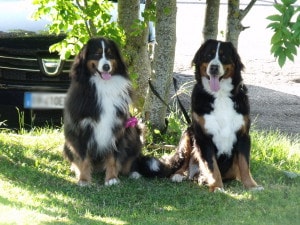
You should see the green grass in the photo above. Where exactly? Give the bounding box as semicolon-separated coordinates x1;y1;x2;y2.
0;128;299;225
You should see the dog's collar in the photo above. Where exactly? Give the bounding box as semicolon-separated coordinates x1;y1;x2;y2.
125;117;138;128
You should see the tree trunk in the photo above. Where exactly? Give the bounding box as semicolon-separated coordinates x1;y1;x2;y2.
203;0;220;41
143;0;177;131
226;0;257;49
118;0;151;110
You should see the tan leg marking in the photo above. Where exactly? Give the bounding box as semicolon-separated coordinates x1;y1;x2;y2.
121;157;135;175
71;157;92;186
171;130;193;182
199;155;223;192
104;154;120;185
238;154;258;189
173;130;192;176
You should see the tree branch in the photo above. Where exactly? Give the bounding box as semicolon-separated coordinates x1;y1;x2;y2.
240;0;257;20
75;0;93;37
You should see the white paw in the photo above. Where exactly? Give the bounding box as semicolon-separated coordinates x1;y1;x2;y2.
130;171;141;179
213;187;225;193
70;163;80;175
197;176;206;185
77;180;90;187
171;174;185;182
249;186;264;191
70;164;76;172
105;178;120;186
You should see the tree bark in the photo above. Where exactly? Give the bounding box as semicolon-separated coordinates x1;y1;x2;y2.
118;0;151;110
226;0;257;49
143;0;177;131
203;0;220;41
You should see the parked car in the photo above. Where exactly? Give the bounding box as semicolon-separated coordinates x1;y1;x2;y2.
0;0;72;128
0;0;155;129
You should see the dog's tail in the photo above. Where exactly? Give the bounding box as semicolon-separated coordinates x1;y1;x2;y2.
132;127;193;178
132;153;184;178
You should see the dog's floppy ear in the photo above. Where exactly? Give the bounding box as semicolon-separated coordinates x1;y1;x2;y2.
70;44;89;82
225;41;245;88
192;39;215;66
108;39;128;76
192;39;215;81
227;42;244;72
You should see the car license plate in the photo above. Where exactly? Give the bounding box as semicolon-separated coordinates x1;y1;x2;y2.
24;92;66;109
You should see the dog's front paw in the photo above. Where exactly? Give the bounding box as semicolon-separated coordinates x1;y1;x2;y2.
171;174;186;182
77;180;90;187
105;178;120;186
130;171;141;179
213;187;225;193
249;185;264;191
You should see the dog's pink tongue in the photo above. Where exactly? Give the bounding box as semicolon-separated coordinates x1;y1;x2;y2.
210;76;220;92
101;72;112;80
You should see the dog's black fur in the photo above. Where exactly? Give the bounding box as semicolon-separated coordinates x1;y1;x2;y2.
147;40;263;192
64;37;145;186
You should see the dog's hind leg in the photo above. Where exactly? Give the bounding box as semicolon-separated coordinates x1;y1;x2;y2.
104;153;120;186
170;130;193;182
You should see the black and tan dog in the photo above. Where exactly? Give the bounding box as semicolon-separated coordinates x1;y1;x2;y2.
63;37;164;186
170;39;263;192
146;39;263;192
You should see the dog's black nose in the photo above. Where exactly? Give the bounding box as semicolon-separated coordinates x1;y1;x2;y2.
102;64;110;72
209;64;219;75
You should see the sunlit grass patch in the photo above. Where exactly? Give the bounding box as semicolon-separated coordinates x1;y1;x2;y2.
251;129;300;173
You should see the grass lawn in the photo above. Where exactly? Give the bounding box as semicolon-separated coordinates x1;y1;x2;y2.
0;128;299;225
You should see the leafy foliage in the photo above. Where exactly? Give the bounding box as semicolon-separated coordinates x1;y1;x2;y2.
267;0;300;67
32;0;125;59
145;110;187;148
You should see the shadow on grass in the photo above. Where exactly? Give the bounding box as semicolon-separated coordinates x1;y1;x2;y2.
0;130;299;224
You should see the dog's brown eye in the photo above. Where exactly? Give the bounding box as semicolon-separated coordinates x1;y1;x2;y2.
221;55;231;63
206;54;213;60
106;50;113;58
92;53;102;59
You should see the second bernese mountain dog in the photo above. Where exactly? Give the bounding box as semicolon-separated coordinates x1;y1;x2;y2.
144;39;263;192
169;39;264;192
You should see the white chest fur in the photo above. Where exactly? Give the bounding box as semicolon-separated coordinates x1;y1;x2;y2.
81;75;131;151
203;78;244;157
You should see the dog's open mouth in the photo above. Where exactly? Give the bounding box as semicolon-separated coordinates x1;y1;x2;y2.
92;63;112;80
100;72;112;80
206;65;229;92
